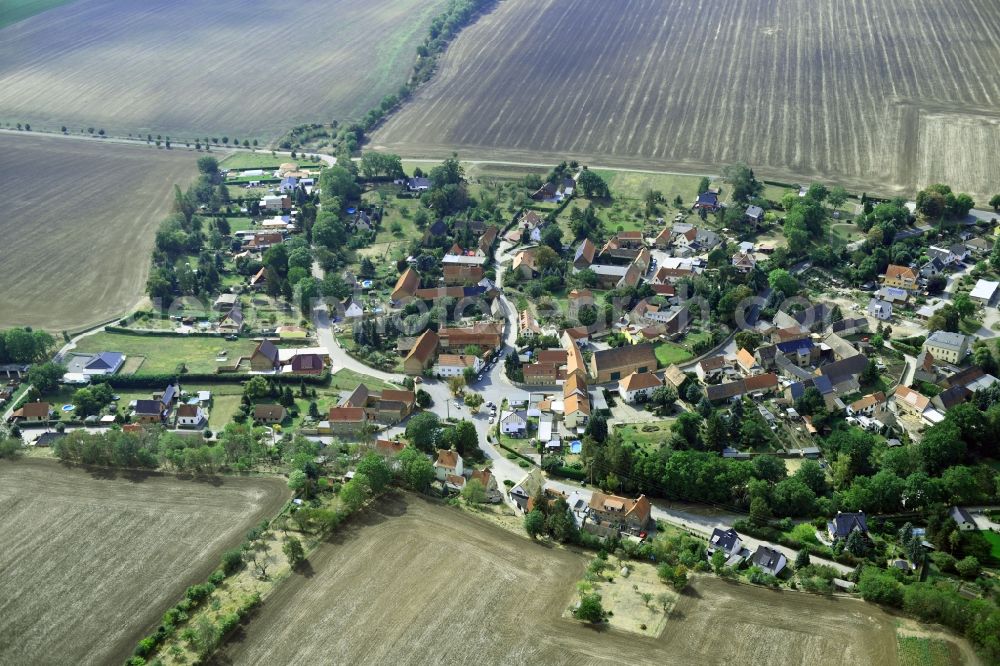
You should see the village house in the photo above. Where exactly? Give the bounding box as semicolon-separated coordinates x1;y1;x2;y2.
750;546;787;577
253;404;286;425
176;403;207;429
499;410;528;436
433;354;482;378
518;310;542;339
324;406;369;435
847;391;886;417
249;339;280;372
434;449;464;481
693;191;720;212
881;264;918;291
391;267;421;303
867;298;892;321
573;238;597;269
439;322;503;351
696;355;733;382
404;329;439;375
735;348;762;376
9;401;52;423
827;511;869;541
443;264;484;286
923;330;969;365
618;371;662;403
950;506;978;531
586;492;652;536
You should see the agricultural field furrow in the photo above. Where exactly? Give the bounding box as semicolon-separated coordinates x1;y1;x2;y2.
373;0;1000;199
0;133;199;331
0;0;447;140
0;459;288;666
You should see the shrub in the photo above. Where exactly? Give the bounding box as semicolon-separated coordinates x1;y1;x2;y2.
221;548;244;575
185;582;215;604
208;569;225;585
133;636;157;657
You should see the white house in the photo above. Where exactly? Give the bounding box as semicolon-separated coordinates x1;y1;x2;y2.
618;371;662;403
433;354;482;378
344;300;364;320
867;298;892;321
950;506;978;531
82;352;126;376
970;279;999;305
434;449;464;481
499;410;528;436
176;404;207;429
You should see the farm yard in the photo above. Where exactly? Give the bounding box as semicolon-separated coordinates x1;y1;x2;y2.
0;133;198;332
372;0;1000;200
216;494;901;666
0;459;288;666
0;0;447;139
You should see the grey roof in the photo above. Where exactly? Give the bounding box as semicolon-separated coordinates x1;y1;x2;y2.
828;511;868;539
925;330;968;353
950;506;976;526
745;205;764;219
792;303;831;326
161;384;178;405
750;545;786;574
818;354;868;384
589;264;629;277
709;528;741;555
134;399;163;416
84;351;124;371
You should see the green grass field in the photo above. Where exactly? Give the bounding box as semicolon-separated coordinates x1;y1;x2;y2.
0;0;75;29
984;531;1000;562
895;636;957;666
329;368;399;392
593;169;706;203
73;332;259;375
619;420;676;451
654;342;694;366
221;152;313;170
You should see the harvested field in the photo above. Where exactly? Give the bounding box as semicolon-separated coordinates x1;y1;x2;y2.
0;458;288;666
0;133;198;331
215;494;899;666
0;0;446;139
373;0;1000;200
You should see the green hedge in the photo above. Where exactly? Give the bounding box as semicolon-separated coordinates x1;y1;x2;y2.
495;440;537;467
104;326;227;338
550;465;586;481
92;372;329;389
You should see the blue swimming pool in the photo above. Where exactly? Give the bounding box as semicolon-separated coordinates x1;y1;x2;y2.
570;440;582;454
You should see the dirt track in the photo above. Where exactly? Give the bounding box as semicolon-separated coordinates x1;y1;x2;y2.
0;459;288;666
216;494;898;666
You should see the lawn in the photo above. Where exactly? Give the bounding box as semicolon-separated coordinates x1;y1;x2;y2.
329;368;399;392
619;420;675;451
593;169;707;204
73;332;258;375
896;636;958;666
984;531;1000;563
654;342;694;366
220;152;287;170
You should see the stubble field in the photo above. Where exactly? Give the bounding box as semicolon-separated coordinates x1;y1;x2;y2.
215;494;898;666
0;0;446;139
373;0;1000;200
0;133;198;331
0;459;288;666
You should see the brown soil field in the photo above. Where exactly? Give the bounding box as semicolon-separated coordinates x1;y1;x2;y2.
0;133;198;331
373;0;1000;200
0;458;289;666
215;494;899;666
0;0;446;139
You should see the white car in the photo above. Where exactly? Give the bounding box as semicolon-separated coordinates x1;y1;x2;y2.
488;416;495;424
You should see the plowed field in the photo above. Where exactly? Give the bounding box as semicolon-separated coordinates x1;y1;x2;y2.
373;0;1000;199
215;494;898;666
0;459;288;666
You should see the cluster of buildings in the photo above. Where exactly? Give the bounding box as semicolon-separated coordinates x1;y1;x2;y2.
318;384;417;435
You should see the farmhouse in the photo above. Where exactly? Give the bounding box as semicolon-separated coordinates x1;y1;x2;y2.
618;371;662;403
324;407;369;435
499;410;528;436
590;344;657;383
391;267;421;303
574;239;597;268
867;298;892;321
439;322;502;350
694;191;720;211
